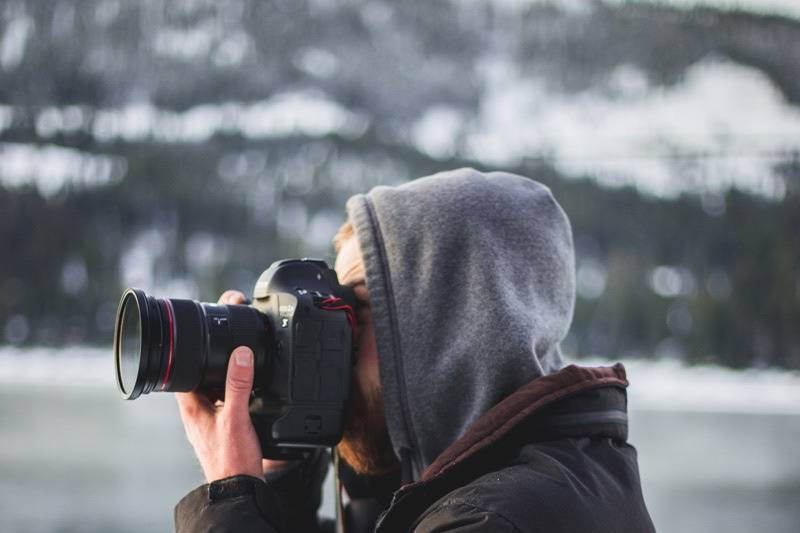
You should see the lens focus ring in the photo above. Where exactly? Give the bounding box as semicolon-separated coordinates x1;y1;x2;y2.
167;299;204;392
228;305;264;350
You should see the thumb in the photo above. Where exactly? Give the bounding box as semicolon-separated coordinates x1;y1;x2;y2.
223;346;254;417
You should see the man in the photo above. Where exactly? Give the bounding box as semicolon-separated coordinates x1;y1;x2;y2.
175;168;655;532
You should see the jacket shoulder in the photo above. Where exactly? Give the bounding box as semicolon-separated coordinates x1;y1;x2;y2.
414;499;523;532
413;438;654;533
411;463;547;533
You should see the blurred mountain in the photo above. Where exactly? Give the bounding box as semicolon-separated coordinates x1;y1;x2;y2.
0;0;798;369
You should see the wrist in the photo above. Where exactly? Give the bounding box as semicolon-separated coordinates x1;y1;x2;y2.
206;462;263;484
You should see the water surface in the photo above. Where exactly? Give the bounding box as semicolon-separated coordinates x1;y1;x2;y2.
1;353;798;532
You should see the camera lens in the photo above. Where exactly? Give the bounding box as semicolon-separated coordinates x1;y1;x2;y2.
113;288;269;400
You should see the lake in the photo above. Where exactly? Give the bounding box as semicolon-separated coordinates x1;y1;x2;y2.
1;349;798;533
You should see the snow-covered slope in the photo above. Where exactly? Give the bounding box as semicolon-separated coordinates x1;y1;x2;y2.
414;57;799;199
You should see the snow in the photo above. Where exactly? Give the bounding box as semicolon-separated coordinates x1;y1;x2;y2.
1;92;368;197
478;0;800;20
115;228;200;299
0;347;112;389
3;3;799;202
411;106;465;160
0;104;13;133
413;57;800;199
0;14;34;71
640;359;800;415
0;142;127;198
608;0;800;20
154;23;215;61
2;347;799;415
293;48;339;79
32;92;370;143
588;357;800;415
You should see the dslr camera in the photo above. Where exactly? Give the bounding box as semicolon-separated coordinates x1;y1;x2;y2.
113;259;356;459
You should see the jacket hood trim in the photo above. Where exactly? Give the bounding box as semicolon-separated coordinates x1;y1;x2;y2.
421;363;628;482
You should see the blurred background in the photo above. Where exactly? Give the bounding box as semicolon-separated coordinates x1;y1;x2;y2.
1;0;799;531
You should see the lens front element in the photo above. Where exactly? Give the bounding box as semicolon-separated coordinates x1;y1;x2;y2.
117;293;142;396
114;288;153;399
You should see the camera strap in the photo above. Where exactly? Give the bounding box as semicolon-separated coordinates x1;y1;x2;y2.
334;448;346;533
317;295;358;350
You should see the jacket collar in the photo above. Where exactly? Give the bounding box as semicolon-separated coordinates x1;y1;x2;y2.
422;363;628;481
375;363;629;532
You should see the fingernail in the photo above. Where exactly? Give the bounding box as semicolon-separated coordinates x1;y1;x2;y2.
234;347;253;367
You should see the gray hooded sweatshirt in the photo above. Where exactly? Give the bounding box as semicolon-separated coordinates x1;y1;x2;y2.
345;167;576;480
175;168;653;533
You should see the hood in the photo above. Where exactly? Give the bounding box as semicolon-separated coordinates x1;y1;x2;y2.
345;168;576;480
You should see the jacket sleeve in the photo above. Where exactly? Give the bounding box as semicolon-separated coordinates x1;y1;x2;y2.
175;450;331;533
174;475;282;533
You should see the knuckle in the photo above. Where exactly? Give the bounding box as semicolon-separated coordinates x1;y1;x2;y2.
226;374;252;392
219;290;246;305
180;402;197;418
218;290;234;304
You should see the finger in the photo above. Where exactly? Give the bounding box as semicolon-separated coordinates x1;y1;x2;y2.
218;290;248;305
223;346;254;418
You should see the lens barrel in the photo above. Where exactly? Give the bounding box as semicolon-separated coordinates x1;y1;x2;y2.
113;288;269;400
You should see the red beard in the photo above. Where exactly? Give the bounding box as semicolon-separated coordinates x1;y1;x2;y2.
337;377;400;476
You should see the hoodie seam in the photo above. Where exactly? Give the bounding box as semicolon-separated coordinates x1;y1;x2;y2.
360;195;422;472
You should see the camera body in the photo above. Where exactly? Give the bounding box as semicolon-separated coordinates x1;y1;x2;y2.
113;258;356;459
249;259;355;458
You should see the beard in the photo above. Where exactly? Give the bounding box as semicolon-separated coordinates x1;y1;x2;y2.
337;376;400;476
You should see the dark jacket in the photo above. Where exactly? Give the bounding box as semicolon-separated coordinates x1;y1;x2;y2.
175;364;654;532
175;170;653;531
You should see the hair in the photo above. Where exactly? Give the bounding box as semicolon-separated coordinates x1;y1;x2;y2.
333;217;366;285
333;218;354;253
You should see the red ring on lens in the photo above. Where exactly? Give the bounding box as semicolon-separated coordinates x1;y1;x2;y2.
160;299;175;391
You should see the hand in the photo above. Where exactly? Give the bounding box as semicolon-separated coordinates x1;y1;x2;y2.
175;290;287;483
176;343;263;483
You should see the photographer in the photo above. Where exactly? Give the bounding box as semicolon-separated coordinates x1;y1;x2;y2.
174;168;654;532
